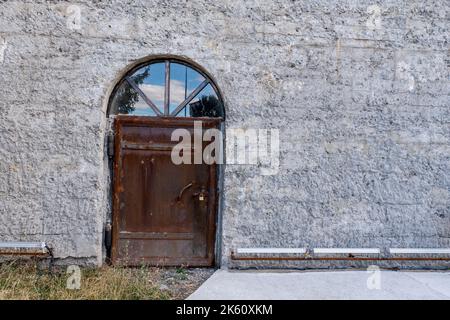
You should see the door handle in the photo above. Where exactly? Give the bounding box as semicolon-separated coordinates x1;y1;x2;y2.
177;182;193;201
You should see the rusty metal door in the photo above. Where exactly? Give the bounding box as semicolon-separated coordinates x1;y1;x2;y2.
111;116;220;266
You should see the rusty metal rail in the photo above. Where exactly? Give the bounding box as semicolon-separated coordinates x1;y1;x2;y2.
231;251;450;261
0;251;50;256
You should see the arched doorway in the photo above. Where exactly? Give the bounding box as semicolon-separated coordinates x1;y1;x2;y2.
107;57;225;266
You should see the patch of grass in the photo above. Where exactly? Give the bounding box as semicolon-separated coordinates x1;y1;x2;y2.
0;260;171;300
175;267;188;280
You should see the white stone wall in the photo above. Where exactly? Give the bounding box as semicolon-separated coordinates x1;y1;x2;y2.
0;0;448;266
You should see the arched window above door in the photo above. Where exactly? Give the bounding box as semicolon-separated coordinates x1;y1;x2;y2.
109;59;224;118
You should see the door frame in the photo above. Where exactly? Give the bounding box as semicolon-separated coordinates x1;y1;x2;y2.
110;115;223;266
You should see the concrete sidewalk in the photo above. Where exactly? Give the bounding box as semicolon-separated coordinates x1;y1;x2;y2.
188;269;450;300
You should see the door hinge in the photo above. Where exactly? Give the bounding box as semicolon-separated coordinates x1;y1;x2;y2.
107;134;114;158
104;222;112;250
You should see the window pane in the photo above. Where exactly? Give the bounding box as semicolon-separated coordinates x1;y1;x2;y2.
170;63;205;114
177;84;223;118
110;80;157;116
129;62;165;113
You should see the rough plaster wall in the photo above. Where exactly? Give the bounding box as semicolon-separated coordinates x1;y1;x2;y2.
0;0;448;267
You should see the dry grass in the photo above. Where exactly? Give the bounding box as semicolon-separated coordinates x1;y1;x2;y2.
0;260;171;300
